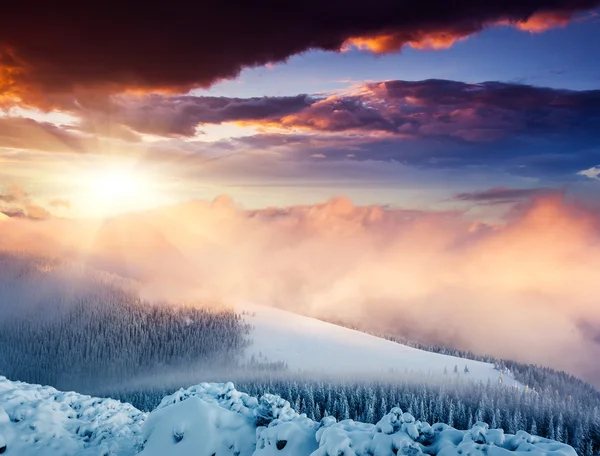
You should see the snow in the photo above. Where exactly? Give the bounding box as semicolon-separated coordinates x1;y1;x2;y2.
242;304;520;387
0;376;577;456
255;416;319;456
139;396;255;456
0;376;145;455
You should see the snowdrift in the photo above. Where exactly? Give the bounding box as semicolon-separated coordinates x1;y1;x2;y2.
0;376;576;456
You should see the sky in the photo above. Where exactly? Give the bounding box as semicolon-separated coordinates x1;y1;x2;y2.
1;1;600;219
2;1;600;383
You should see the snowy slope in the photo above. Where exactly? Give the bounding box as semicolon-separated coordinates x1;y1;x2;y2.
242;304;520;387
0;377;576;456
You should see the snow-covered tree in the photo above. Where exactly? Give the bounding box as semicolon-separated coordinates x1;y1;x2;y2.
530;418;538;436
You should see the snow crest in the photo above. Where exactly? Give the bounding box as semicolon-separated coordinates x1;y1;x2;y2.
0;376;577;456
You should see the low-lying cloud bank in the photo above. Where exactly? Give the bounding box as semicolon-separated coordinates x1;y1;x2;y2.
1;193;600;384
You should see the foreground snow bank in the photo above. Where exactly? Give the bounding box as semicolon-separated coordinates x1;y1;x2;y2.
0;376;577;456
0;376;145;455
141;383;576;456
310;413;574;456
140;396;256;456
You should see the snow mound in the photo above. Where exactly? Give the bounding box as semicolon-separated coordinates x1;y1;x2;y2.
0;377;577;456
312;414;576;456
156;381;301;425
139;396;255;456
0;376;145;455
255;415;319;455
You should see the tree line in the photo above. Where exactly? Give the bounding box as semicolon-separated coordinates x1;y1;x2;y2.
111;376;600;456
0;252;252;393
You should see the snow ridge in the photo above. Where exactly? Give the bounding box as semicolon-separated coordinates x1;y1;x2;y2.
0;376;577;456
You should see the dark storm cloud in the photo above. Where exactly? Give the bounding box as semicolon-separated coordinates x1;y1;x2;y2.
1;1;599;104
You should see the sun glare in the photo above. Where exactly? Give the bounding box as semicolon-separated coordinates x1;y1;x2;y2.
74;164;161;217
90;170;145;200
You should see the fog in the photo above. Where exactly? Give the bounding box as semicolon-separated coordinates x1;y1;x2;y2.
2;193;599;385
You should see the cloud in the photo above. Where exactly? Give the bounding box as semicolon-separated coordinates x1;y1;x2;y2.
276;80;600;142
3;80;600;185
53;79;600;145
3;194;600;384
0;184;52;219
344;30;467;52
344;10;589;52
0;116;87;153
1;1;598;104
49;198;71;209
578;166;600;180
455;187;562;204
512;10;576;32
278;95;397;133
96;94;313;137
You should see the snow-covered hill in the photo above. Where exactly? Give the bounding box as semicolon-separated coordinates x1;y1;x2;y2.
242;305;520;387
0;376;576;456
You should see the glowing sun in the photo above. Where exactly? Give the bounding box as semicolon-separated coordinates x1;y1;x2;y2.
77;164;159;216
90;169;146;200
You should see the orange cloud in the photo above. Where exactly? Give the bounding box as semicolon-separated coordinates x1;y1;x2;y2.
0;47;26;107
344;10;588;54
345;30;466;53
513;11;574;32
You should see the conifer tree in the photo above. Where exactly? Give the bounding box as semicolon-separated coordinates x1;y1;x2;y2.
530;418;538;436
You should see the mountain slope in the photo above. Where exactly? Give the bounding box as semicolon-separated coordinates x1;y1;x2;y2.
242;304;520;387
